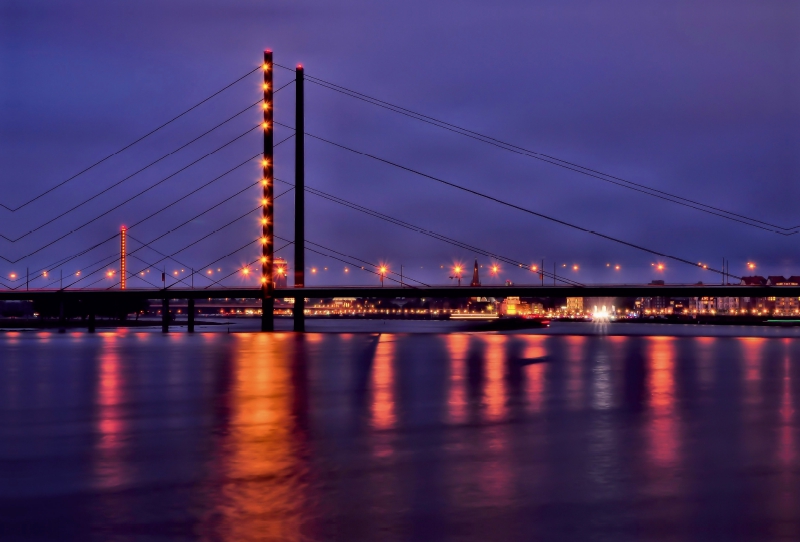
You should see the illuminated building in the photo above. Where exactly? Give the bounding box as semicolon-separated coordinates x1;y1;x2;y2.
333;298;357;309
499;297;534;317
693;297;715;313
566;297;583;314
468;297;496;314
637;296;671;314
767;276;799;287
773;297;800;315
741;276;800;315
500;296;520;316
715;297;740;313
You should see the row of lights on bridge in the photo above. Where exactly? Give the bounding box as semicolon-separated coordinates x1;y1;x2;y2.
6;261;761;282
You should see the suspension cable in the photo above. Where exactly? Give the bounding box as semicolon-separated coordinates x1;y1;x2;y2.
1;66;264;212
293;129;740;280
280;67;796;234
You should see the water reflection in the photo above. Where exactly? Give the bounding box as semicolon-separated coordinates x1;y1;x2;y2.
521;336;547;413
204;334;310;541
482;335;506;422
740;337;765;408
3;331;800;539
94;343;129;490
645;337;680;479
564;335;587;410
445;334;469;425
776;341;798;538
370;336;396;431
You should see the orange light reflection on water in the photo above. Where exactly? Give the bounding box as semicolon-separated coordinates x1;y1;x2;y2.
206;333;308;540
646;337;679;476
370;336;396;432
565;335;587;411
94;340;129;490
521;335;548;413
740;337;765;409
776;339;797;536
445;334;469;425
695;336;716;390
480;335;506;422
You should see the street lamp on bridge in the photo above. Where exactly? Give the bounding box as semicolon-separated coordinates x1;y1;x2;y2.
379;265;388;287
450;264;463;286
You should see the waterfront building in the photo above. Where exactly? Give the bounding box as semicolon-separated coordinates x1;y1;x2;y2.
743;276;800;315
637;296;670;314
469;297;496;314
671;297;691;314
767;276;799;286
566;297;583;314
499;297;534;316
740;276;767;286
333;298;357;309
773;297;800;315
694;297;715;314
715;297;740;313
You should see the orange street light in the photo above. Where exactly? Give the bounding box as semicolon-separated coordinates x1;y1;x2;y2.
379;265;388;287
451;265;463;286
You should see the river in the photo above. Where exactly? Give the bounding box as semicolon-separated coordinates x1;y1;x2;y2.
2;322;799;540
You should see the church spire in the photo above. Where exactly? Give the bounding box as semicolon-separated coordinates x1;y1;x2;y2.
470;259;481;287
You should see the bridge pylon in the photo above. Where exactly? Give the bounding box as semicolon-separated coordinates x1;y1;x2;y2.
293;64;305;332
261;49;275;331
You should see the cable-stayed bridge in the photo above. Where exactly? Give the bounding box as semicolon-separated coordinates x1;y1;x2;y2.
0;49;795;332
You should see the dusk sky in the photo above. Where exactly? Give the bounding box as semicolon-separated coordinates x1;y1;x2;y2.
1;0;798;287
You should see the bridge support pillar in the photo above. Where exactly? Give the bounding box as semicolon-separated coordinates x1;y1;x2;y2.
58;299;66;333
293;297;305;332
88;305;96;333
162;297;169;333
188;298;195;333
261;296;273;332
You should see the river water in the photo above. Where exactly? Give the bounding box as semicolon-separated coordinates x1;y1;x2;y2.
2;322;800;540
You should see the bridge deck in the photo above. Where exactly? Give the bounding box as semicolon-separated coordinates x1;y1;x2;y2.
0;284;797;301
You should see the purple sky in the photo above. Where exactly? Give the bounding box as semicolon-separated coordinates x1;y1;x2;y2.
1;0;798;288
